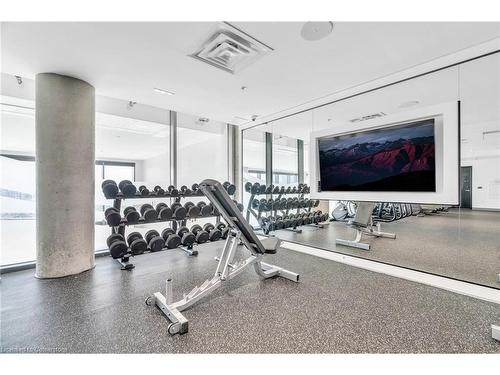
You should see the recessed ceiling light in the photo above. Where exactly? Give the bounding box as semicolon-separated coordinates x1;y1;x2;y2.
153;87;175;95
399;100;420;108
300;22;334;41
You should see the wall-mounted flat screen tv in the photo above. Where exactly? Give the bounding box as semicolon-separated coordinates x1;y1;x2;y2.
318;119;436;192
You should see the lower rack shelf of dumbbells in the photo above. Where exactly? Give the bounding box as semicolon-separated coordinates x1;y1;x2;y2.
108;214;230;270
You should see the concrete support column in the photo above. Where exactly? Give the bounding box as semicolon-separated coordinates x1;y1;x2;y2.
35;73;95;278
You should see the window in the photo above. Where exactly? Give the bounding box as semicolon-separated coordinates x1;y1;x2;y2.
272;134;299;188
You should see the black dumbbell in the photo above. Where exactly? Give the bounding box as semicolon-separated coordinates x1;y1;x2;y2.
291;186;297;194
272;185;280;194
104;207;121;226
145;230;165;252
197;201;213;216
123;206;140;224
177;226;196;247
275;216;284;230
191;224;209;244
161;228;182;249
154;185;165;196
203;223;222;241
285;186;292;194
259;184;267;194
191;183;200;193
168;185;179;197
251;182;261;195
259;198;268;211
184;202;200;217
119;180;137;197
102;180;118;199
180;185;192;195
279;186;285;194
265;184;274;194
156;203;173;221
217;223;230;239
314;200;320;207
223;181;236;195
245;182;253;193
107;233;128;259
138;185;150;196
171;202;187;220
252;199;260;210
140;204;157;223
126;232;148;255
212;204;220;216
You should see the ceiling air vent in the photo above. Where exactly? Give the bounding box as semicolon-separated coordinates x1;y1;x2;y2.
349;112;387;123
190;22;273;74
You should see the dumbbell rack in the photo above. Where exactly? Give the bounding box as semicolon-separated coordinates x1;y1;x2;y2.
106;190;222;270
245;189;326;235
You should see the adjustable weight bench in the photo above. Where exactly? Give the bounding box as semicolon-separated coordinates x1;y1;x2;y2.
146;179;299;335
335;202;396;250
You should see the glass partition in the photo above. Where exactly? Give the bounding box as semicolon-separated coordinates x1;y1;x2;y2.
241;52;500;289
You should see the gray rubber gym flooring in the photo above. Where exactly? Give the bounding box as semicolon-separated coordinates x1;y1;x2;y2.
1;241;499;353
274;208;500;289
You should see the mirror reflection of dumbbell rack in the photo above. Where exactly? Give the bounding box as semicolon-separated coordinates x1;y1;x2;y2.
103;181;236;270
244;182;327;235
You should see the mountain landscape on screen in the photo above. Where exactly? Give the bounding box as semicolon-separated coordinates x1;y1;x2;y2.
318;119;436;192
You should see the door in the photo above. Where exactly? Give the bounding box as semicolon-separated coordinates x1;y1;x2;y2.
460;166;472;209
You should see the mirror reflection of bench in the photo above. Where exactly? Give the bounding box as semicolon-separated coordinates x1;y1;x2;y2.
335;202;396;251
146;179;299;335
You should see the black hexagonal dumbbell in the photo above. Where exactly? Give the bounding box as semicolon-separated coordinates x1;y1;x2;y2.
126;232;148;255
167;185;179;197
252;182;261;195
102;180;118;199
222;181;236;195
190;224;209;244
107;233;128;259
184;201;200;217
259;184;267;195
244;182;253;193
177;226;196;247
138;185;150;196
123;206;140;224
153;185;165;196
171;202;187;220
161;228;182;249
197;201;213;216
156;203;173;221
191;183;200;194
216;222;230;239
119;180;137;197
104;207;121;226
203;223;222;242
145;230;165;252
180;185;192;196
140;204;157;223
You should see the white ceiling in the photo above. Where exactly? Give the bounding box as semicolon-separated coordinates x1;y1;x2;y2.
1;22;499;125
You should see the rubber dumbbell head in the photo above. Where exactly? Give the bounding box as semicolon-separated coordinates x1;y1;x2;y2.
191;224;209;244
107;233;128;259
119;180;137;197
161;228;182;249
217;223;230;239
191;183;200;193
145;230;165;252
153;185;165;196
223;181;236;195
123;206;140;224
104;207;121;227
203;223;222;242
138;185;150;196
197;202;213;216
178;226;196;247
140;203;157;223
167;185;179;197
184;202;200;217
126;232;147;255
102;180;118;199
245;182;253;193
259;184;267;194
180;185;192;196
156;203;173;221
251;183;260;195
171;202;187;220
